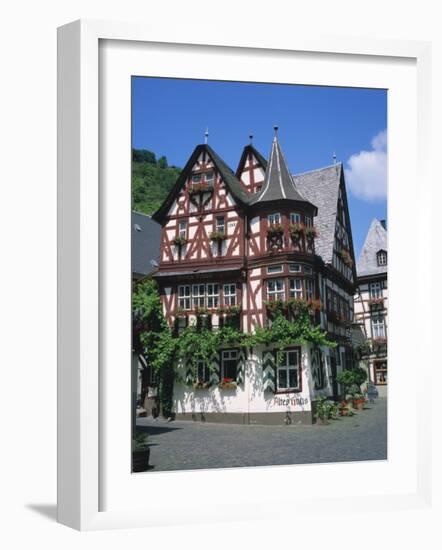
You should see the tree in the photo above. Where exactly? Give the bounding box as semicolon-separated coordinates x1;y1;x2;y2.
157;155;168;169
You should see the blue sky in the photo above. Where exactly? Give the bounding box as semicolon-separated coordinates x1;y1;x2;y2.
132;77;387;258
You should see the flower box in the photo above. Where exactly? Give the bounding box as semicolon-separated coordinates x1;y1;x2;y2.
219;378;237;390
289;223;305;238
338;249;353;267
188;182;213;194
209;231;227;242
193;382;211;390
267;224;284;236
368;297;384;307
305;226;318;239
172;236;187;246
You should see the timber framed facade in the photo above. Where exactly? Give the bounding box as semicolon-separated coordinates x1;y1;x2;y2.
152;130;358;424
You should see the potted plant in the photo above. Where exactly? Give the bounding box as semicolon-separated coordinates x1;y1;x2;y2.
338;401;354;417
339;249;353;267
305;225;318;239
219;377;237;390
209;231;227;242
132;432;150;472
193;380;211;389
267;223;284;236
172;235;187;246
289;222;305;238
315;396;335;425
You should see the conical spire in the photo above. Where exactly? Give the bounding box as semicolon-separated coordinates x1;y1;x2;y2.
252;131;307;204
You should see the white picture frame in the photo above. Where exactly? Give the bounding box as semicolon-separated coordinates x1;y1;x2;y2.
57;19;434;531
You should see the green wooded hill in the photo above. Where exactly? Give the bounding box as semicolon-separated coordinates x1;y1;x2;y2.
132;149;181;215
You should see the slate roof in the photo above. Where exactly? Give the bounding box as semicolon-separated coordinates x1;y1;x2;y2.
294;163;343;264
251;137;315;209
132;212;161;278
357;218;388;277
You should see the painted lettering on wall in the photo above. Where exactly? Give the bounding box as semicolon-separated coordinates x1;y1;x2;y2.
273;396;309;407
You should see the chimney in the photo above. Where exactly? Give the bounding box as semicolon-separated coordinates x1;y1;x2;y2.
380;219;387;230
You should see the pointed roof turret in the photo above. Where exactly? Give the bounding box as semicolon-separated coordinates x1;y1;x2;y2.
251;130;316;212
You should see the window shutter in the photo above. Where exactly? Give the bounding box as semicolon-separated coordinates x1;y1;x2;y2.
184;356;194;386
236;348;246;386
209;351;220;386
262;349;276;393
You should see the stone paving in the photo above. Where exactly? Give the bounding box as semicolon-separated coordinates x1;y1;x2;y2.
136;398;387;472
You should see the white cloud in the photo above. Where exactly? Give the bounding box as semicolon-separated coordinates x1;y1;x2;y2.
346;129;387;201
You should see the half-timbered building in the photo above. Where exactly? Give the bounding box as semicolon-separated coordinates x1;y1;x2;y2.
152;130;357;424
354;219;388;396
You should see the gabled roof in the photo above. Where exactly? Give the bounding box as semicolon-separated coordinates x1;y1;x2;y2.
235;144;267;178
357;218;388;277
294;163;343;263
250;136;316;212
152;144;249;222
132;212;161;278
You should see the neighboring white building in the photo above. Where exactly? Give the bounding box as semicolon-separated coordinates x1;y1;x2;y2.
354;219;388;397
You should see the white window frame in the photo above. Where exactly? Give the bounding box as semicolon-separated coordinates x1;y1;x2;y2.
206;283;219;308
178;285;191;310
305;216;313;227
178;220;187;239
191;173;201;183
267;212;281;226
223;284;236;306
276;350;300;391
372;316;386;338
192;284;206;308
267;278;285;301
204;170;214;183
215;215;225;234
290;278;303;299
289;263;301;273
370;282;382;299
290;212;301;224
221;349;238;380
196;359;210;384
377;250;387;266
267;265;283;274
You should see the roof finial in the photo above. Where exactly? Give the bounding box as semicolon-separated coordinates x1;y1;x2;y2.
273;125;279;138
249;134;254;144
332;152;337;165
204;127;209;144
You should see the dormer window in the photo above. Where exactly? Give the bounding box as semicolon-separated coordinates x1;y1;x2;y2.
377;250;387;266
268;213;281;226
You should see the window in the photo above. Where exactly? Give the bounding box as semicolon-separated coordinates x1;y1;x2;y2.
191;173;201;183
221;349;238;381
290;213;300;224
215;216;225;234
192;284;206;308
196;359;210;384
374;361;387;385
223;284;236;306
290;278;303;299
372;316;386;339
178;285;191;310
289;264;301;273
370;282;382;299
178;220;187;239
304;266;313;275
268;212;281;226
377;250;387;266
267;279;285;301
206;283;219;308
305;216;313;227
276;350;300;391
267;265;283;274
205;170;214;182
305;279;314;301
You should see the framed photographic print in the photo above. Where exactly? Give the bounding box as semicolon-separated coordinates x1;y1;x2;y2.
58;19;433;531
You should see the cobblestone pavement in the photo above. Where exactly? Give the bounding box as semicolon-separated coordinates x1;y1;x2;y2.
136;398;387;472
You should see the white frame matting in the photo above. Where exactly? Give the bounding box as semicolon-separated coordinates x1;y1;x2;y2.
57;19;433;531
